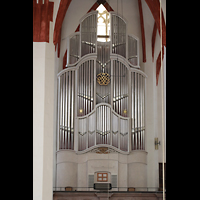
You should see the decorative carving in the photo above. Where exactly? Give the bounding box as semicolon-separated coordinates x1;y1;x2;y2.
97;72;111;86
90;147;117;154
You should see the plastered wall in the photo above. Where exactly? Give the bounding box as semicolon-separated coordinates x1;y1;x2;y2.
56;151;147;190
33;1;166;199
54;0;166;190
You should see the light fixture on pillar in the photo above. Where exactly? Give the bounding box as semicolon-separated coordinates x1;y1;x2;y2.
155;137;160;150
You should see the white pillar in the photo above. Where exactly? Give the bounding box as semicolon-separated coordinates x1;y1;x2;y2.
144;58;158;190
33;42;46;200
33;1;60;199
33;38;55;200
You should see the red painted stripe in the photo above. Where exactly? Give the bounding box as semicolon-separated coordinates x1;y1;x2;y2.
75;24;80;32
145;0;166;47
138;0;146;63
152;22;157;62
57;31;61;57
156;47;164;85
53;0;72;46
104;2;114;12
33;0;54;43
87;2;99;13
63;49;68;69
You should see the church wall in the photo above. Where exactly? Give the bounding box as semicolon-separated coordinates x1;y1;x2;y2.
77;162;87;190
52;0;166;193
56;150;78;188
57;162;78;187
118;162;128;191
127;150;147;189
33;42;46;200
128;163;147;189
156;46;166;164
52;0;63;190
34;0;166;199
56;151;147;190
140;0;158;189
142;0;166;189
33;40;56;200
33;1;60;200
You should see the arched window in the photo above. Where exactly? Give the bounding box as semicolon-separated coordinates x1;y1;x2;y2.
96;4;110;42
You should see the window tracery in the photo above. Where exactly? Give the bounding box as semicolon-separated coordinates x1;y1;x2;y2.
96;4;110;42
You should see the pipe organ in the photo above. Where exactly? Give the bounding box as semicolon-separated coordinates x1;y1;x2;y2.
77;60;95;116
58;70;75;150
96;41;111;104
81;13;97;57
57;11;147;153
111;14;126;57
69;33;80;64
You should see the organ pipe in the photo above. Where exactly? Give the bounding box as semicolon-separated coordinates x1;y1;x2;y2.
128;35;138;66
81;12;97;57
58;71;75;150
57;11;146;153
111;14;126;58
112;60;128;116
70;34;80;64
131;72;145;150
77;60;94;116
58;66;145;151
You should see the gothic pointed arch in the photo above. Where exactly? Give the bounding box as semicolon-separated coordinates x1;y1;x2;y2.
53;0;114;57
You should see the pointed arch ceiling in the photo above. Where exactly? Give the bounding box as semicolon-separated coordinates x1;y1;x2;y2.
53;0;166;55
53;0;72;49
53;0;114;57
145;0;166;47
53;0;166;85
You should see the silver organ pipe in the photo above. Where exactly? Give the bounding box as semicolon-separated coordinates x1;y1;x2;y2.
120;119;128;152
88;113;95;148
58;68;145;152
57;11;147;153
111;14;126;58
69;34;80;64
58;70;75;150
78;118;87;151
77;60;94;116
131;72;145;150
81;12;97;57
128;35;138;66
112;113;118;148
96;41;111;105
96;105;112;145
113;60;128;116
65;72;68;149
77;60;95;150
59;74;63;149
138;74;140;150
